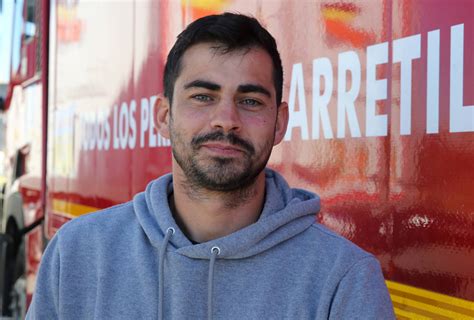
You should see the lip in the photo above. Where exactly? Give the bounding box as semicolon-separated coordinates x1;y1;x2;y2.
200;142;245;156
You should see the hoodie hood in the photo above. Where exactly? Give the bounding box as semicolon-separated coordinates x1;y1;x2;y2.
133;168;320;260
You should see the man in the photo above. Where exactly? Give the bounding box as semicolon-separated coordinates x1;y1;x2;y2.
27;13;394;319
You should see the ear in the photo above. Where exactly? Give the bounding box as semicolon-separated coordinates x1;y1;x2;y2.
154;94;171;139
273;101;289;146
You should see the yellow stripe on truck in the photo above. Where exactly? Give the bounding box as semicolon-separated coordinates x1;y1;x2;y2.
387;280;474;319
393;306;430;320
52;199;99;218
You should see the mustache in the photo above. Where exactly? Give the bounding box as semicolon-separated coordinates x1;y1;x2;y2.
191;131;255;155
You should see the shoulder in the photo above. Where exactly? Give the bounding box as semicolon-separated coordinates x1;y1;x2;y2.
298;223;393;316
54;201;138;248
290;222;377;277
308;222;372;258
308;223;395;317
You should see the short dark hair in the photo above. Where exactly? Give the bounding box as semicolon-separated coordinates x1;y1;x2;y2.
163;12;283;106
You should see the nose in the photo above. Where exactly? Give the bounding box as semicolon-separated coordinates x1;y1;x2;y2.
209;99;242;133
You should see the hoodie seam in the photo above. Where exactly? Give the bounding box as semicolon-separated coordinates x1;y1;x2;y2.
328;256;380;315
337;255;378;283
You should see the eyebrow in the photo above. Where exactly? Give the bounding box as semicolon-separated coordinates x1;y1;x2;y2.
237;84;272;98
183;80;272;98
183;80;221;91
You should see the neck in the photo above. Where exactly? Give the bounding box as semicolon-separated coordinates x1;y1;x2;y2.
170;168;266;243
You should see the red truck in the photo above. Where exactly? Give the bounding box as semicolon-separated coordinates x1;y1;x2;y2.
1;0;473;318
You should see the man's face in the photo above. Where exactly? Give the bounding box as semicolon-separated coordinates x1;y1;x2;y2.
161;43;288;192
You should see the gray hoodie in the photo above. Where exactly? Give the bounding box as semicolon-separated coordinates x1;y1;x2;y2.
27;169;395;319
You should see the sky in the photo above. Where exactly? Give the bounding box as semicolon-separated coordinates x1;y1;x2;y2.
0;0;14;84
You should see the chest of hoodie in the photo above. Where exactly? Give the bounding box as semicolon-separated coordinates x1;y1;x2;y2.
63;247;326;319
157;250;324;319
59;228;356;320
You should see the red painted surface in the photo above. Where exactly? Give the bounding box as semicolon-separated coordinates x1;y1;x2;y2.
386;0;474;299
5;0;473;307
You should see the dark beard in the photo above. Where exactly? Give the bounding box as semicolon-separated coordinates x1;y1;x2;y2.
171;129;272;193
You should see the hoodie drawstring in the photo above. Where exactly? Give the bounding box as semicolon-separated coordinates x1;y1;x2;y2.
158;229;220;320
158;227;175;320
208;246;220;320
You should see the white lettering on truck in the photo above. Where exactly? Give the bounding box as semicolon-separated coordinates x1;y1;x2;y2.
80;94;170;151
284;23;473;141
